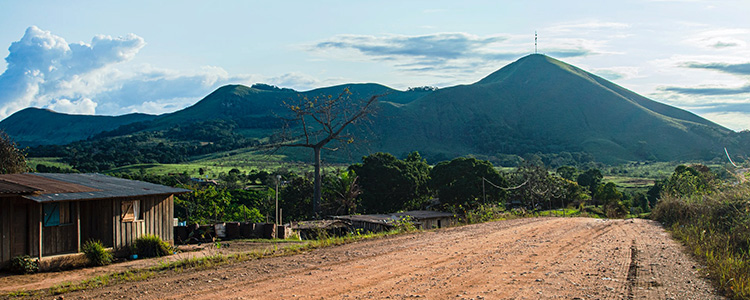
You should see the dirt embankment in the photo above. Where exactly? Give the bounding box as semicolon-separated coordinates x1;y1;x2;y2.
4;218;724;299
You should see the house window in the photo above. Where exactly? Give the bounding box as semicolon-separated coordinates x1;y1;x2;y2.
43;202;72;227
121;200;143;222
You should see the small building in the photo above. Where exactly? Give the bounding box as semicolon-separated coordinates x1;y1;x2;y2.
0;173;190;268
335;210;457;233
291;219;351;240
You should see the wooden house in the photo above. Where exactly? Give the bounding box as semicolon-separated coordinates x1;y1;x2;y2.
0;173;190;268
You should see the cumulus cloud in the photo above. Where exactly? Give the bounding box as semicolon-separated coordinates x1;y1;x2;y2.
0;26;324;118
47;98;98;115
0;26;145;117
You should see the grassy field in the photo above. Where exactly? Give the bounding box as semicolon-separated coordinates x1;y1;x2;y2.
27;157;76;172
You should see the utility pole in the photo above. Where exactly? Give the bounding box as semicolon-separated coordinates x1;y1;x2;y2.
482;177;486;203
275;175;281;226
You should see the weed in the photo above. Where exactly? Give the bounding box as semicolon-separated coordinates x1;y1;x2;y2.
82;239;113;266
134;234;174;258
10;255;38;274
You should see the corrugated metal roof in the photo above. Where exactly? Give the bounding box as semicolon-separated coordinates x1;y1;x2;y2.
0;173;191;202
0;173;100;194
0;179;41;194
397;210;455;219
335;210;456;225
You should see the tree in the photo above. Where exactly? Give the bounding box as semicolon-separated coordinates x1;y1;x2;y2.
508;162;573;211
430;157;506;209
577;168;603;203
0;130;28;174
351;152;431;213
322;169;362;215
556;166;578;181
663;164;712;197
275;88;379;216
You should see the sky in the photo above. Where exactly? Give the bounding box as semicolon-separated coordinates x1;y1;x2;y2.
0;0;749;130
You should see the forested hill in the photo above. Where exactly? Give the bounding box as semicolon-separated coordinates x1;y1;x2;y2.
371;54;734;163
2;54;744;167
0;107;157;146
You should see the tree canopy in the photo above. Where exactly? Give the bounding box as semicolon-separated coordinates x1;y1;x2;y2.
350;152;431;213
430;157;506;209
0;130;28;174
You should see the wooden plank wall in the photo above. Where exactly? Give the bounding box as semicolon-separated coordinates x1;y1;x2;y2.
2;194;175;265
80;199;114;247
112;195;174;251
42;222;76;255
0;198;10;265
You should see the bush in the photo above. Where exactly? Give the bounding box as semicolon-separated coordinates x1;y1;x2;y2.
134;235;173;258
82;239;112;266
10;255;39;274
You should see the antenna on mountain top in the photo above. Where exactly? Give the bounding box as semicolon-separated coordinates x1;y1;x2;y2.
535;31;538;54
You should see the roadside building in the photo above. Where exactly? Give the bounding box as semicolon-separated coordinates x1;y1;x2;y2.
291;219;351;240
335;210;457;233
0;173;190;268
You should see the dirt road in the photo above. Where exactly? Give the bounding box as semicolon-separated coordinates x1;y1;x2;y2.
18;218;725;299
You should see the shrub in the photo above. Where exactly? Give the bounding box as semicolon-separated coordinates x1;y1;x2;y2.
10;255;39;274
134;235;173;258
82;239;113;266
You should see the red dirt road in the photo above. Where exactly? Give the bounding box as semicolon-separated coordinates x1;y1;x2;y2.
16;218;726;299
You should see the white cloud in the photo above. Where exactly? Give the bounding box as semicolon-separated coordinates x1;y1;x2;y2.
685;28;750;50
0;27;331;118
47;98;97;115
592;66;641;81
700;111;750;131
0;26;145;118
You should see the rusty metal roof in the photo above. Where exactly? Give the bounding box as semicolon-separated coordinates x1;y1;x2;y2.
0;179;41;194
334;210;456;225
0;173;191;202
0;173;100;194
291;219;350;230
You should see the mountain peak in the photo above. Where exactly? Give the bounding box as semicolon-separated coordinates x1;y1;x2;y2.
474;54;577;85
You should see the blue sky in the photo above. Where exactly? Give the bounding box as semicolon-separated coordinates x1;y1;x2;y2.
1;0;749;130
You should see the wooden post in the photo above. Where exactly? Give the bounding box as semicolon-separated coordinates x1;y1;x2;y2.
38;204;43;261
76;202;81;252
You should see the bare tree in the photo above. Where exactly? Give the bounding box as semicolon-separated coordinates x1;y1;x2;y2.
275;88;379;215
0;130;28;174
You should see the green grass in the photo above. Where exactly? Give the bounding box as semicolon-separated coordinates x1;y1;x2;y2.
27;157;76;171
652;187;750;299
104;148;348;178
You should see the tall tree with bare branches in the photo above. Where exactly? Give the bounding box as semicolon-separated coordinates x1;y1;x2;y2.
276;88;379;215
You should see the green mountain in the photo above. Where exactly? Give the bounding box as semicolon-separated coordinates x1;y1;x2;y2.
373;54;732;163
1;54;737;164
0;108;157;146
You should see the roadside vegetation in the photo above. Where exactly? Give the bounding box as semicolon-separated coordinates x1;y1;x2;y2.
651;165;750;299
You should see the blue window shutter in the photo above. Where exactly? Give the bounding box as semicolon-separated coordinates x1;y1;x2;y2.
43;203;60;227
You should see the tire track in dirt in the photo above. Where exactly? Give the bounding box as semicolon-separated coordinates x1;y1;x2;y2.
51;218;724;300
